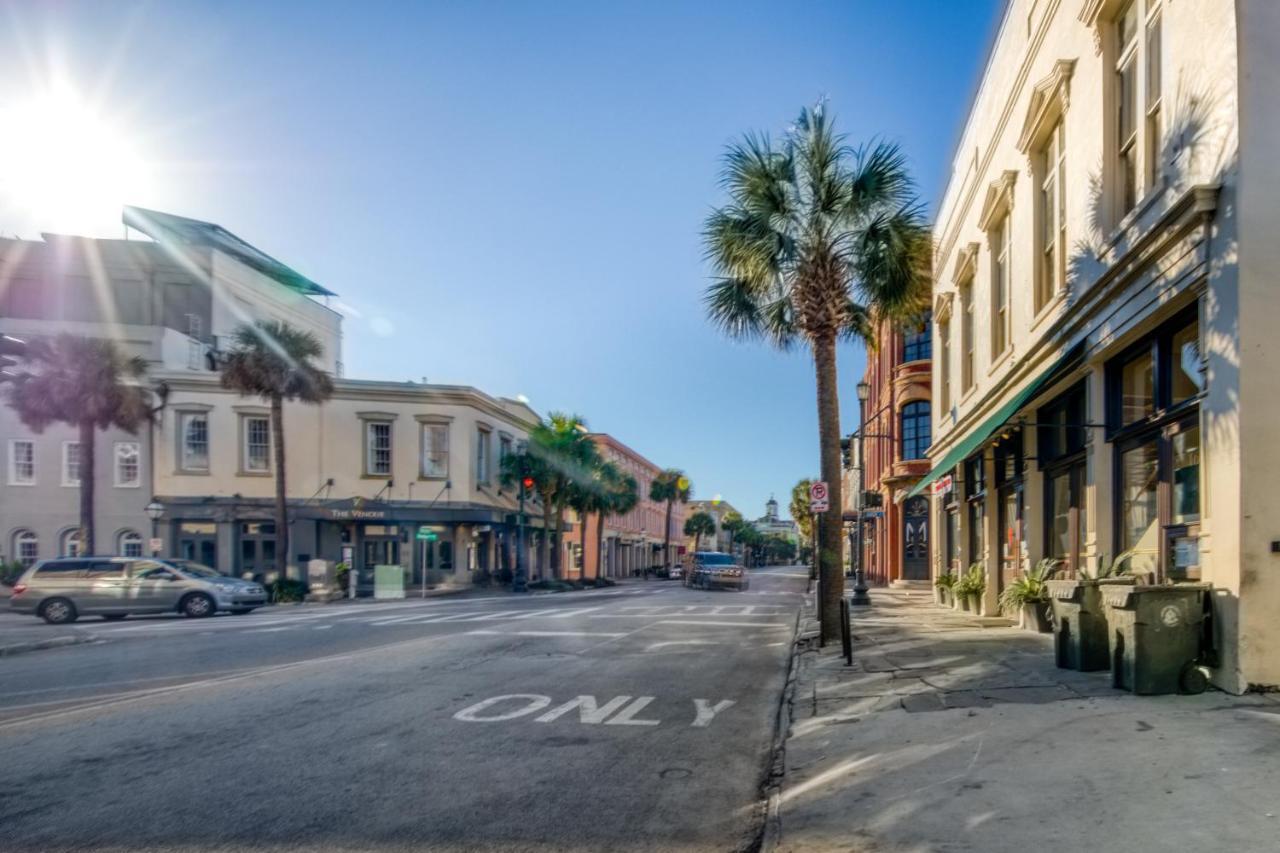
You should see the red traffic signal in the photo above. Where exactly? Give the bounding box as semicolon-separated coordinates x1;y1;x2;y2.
522;477;535;490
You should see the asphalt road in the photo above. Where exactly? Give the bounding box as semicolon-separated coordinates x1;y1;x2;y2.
0;565;808;852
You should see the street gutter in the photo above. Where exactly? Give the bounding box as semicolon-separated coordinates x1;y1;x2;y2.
0;634;100;658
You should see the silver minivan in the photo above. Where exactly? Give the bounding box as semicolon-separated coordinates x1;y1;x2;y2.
8;557;267;624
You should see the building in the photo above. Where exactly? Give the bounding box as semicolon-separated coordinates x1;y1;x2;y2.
857;314;933;585
1;207;342;568
152;373;548;591
683;498;742;555
912;0;1278;693
566;433;686;579
753;496;798;541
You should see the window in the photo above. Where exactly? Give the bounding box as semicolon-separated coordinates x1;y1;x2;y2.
900;402;931;461
242;416;271;473
119;530;144;558
61;528;82;557
420;423;449;479
1118;349;1154;426
1108;313;1201;434
1113;0;1163;217
1171;320;1205;404
84;560;125;579
1037;121;1066;312
61;442;82;487
960;279;975;392
964;453;986;564
939;318;952;412
902;313;931;362
475;426;491;484
13;529;38;567
114;441;140;487
9;439;35;485
1037;383;1087;465
499;434;514;466
179;413;209;472
1040;384;1089;574
366;422;392;476
991;215;1010;358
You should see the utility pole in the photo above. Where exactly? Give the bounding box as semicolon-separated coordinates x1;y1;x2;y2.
851;382;872;606
514;441;530;593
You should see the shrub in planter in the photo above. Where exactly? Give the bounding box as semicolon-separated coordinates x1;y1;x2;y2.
954;563;986;613
269;578;308;603
1;559;27;587
934;572;956;606
999;558;1061;632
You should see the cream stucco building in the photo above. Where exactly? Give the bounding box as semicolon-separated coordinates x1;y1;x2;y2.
912;0;1280;693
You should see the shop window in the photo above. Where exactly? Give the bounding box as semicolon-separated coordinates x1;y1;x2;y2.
1038;382;1088;465
1171;320;1205;404
1171;425;1200;525
1119;350;1154;426
1119;440;1159;576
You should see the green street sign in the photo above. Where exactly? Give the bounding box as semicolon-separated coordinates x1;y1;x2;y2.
416;527;439;541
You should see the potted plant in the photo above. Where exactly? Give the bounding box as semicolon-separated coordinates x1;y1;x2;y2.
1045;551;1136;671
999;558;1060;632
955;563;985;613
934;571;956;606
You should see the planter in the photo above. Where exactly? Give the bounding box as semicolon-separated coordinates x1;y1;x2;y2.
1022;600;1053;633
1099;583;1211;694
957;593;973;612
1045;577;1135;671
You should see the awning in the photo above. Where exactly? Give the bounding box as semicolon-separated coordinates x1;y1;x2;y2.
907;343;1085;498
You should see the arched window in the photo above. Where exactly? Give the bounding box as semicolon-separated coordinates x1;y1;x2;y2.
13;529;39;567
901;401;932;461
61;528;82;557
119;530;144;558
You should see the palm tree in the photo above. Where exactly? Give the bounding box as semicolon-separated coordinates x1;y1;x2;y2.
2;335;154;554
499;442;553;580
649;468;691;573
721;510;744;558
220;320;334;582
789;478;815;543
606;472;639;578
684;511;716;553
703;103;932;642
572;460;638;583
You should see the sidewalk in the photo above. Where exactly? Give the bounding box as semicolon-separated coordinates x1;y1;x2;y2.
772;588;1280;853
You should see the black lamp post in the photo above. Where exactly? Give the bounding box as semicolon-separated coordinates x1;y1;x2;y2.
851;380;872;606
144;499;165;557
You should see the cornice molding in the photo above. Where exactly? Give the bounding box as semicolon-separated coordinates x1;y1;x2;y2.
1017;59;1076;154
934;291;955;324
952;242;981;284
978;171;1019;232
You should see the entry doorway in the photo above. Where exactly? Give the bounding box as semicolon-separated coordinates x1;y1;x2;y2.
239;522;277;581
360;525;401;593
178;522;218;569
902;496;930;581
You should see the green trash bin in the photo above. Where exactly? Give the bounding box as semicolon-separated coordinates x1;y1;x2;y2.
1046;578;1134;672
1100;583;1210;695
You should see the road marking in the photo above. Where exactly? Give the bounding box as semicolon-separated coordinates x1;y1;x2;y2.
692;699;735;727
314;624;333;630
534;695;631;724
246;626;297;633
645;640;722;651
466;630;625;638
657;620;789;628
603;696;660;726
453;694;553;722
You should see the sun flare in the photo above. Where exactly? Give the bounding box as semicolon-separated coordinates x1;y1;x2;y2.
0;84;153;236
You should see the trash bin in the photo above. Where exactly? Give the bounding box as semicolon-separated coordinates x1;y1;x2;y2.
1100;583;1211;695
1045;578;1135;671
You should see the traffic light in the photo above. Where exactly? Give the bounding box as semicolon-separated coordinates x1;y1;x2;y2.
0;334;27;377
862;490;884;507
840;437;852;468
522;476;534;491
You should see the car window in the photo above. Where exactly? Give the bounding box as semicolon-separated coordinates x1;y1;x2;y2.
134;565;179;581
698;554;734;566
33;560;84;576
84;561;126;579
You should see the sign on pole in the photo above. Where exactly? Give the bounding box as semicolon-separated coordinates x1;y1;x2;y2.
416;526;439;542
148;537;163;554
809;481;829;513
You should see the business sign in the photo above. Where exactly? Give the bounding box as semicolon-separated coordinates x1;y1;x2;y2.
931;474;954;497
323;497;390;521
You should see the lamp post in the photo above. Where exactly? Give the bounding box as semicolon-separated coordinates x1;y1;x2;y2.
144;499;165;557
852;381;872;606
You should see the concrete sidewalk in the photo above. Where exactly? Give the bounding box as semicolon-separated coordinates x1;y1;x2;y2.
772;588;1280;853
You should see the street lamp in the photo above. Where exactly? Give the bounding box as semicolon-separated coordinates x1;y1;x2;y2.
144;500;165;557
852;381;872;606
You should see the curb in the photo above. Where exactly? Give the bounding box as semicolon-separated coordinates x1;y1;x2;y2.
751;593;808;853
0;634;99;658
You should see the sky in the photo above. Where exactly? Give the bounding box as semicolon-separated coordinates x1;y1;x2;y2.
0;0;1001;521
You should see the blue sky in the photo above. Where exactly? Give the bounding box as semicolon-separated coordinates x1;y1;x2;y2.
0;0;1000;520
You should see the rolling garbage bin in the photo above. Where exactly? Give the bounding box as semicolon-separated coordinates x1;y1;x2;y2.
1046;578;1135;672
1100;583;1211;695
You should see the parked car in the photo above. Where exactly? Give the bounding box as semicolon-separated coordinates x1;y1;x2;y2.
8;556;267;624
686;551;749;591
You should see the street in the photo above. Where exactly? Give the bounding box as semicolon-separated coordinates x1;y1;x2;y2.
0;566;808;852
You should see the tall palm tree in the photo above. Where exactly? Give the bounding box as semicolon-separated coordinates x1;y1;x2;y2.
606;471;639;578
684;511;716;552
220;320;334;582
649;468;691;572
721;510;744;558
499;441;552;580
703;103;931;642
2;335;154;554
570;459;635;582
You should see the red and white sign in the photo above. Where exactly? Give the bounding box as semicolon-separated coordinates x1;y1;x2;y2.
809;481;829;514
931;474;954;497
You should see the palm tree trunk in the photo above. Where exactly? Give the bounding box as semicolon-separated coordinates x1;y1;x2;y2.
78;419;95;554
813;332;845;644
552;500;564;580
540;500;553;581
271;394;289;583
595;511;606;583
663;499;673;571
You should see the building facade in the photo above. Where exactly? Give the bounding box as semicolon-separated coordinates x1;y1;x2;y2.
683;498;742;555
1;207;342;569
914;0;1278;693
566;434;686;580
857;314;933;585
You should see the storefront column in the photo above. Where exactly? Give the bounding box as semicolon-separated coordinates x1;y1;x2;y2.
453;524;472;583
1023;423;1047;572
981;451;1000;616
1085;365;1111;575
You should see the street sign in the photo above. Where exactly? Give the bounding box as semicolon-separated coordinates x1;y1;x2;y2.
811;497;830;513
148;537;163;553
416;526;439;542
809;481;828;503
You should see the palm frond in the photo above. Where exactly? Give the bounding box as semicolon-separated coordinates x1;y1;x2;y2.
704;277;766;341
847;140;915;216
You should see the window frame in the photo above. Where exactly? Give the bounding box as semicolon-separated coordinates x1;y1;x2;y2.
900;401;932;462
240;415;272;475
364;420;393;478
1110;0;1164;222
61;441;82;488
990;214;1011;360
418;419;451;480
118;530;144;559
960;278;975;393
1036;120;1067;313
939;316;952;412
114;441;141;488
61;528;82;558
8;438;36;486
177;411;211;473
13;528;39;567
475;424;492;486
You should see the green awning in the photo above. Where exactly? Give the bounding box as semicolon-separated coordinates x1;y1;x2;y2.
907;344;1085;498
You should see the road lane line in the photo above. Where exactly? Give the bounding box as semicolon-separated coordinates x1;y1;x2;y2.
466;630;625;638
657;620;789;628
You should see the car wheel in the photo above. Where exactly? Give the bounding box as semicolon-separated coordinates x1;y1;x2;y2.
40;598;78;625
102;614;128;621
181;593;216;618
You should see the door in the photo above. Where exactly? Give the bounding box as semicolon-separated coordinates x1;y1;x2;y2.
239;522;277;581
360;537;400;593
902;496;930;580
82;560;130;613
998;485;1023;592
178;522;218;567
128;561;186;612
